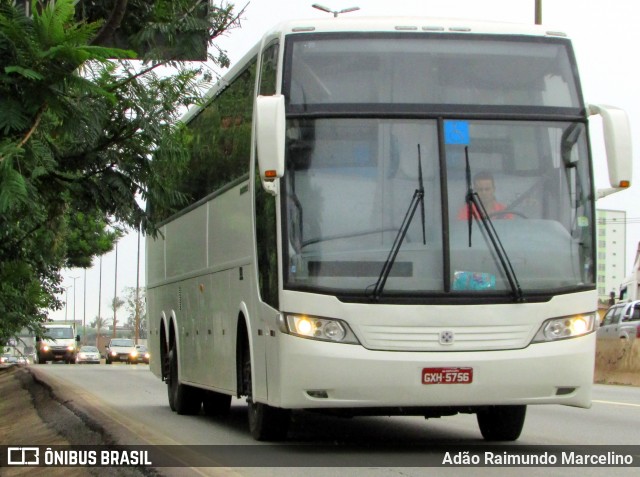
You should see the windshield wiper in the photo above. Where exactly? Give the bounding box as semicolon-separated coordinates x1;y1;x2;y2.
464;147;524;302
371;145;426;300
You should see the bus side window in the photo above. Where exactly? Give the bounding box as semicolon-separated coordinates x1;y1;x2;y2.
259;41;279;96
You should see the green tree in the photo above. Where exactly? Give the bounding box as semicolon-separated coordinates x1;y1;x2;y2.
110;296;125;330
89;313;108;346
123;286;146;338
0;0;243;342
90;314;107;331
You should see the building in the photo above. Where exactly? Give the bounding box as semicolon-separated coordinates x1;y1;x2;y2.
619;242;640;302
596;209;626;305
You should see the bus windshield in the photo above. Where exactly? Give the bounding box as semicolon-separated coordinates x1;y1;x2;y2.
286;34;580;110
282;35;593;299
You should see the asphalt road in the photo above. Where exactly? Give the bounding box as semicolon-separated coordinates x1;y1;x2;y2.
23;363;640;476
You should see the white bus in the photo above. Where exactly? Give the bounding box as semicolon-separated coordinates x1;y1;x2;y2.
146;16;632;441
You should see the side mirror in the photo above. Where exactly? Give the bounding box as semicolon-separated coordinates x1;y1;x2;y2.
256;95;286;195
589;104;633;199
76;335;80;342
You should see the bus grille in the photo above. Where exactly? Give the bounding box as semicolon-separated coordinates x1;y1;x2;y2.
357;323;534;351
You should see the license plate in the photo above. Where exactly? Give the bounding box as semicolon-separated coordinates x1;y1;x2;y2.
422;367;473;384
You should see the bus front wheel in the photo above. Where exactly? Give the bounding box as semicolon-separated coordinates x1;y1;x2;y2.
476;405;526;441
241;339;290;441
248;400;290;441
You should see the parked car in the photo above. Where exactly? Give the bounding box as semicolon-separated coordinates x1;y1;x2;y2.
134;345;150;364
105;338;137;364
75;346;101;364
597;300;640;341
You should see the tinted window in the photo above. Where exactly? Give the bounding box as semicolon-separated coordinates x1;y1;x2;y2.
287;35;580;109
259;42;279;95
179;61;256;203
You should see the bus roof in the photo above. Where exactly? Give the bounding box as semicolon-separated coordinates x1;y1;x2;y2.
263;16;566;39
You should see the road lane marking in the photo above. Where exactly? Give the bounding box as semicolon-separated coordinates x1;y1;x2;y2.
593;399;640;408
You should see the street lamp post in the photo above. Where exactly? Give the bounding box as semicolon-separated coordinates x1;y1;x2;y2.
113;242;118;338
135;226;141;344
70;276;80;326
83;269;87;345
63;285;72;321
98;256;102;347
535;0;542;24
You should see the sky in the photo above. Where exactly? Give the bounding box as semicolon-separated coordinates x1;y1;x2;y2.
50;0;640;323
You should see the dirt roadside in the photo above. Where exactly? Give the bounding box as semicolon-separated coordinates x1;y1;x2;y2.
0;365;153;477
594;339;640;385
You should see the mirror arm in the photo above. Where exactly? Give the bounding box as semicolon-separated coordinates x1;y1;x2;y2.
262;179;279;196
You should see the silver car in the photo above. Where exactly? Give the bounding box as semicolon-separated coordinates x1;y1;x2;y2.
597;301;640;341
75;346;101;364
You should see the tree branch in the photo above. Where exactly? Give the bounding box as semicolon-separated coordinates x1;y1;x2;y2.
91;0;130;47
18;106;45;148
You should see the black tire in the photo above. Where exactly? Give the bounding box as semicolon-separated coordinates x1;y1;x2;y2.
38;355;47;365
167;348;202;415
248;401;291;441
477;405;527;441
203;390;232;417
106;358;111;365
241;339;289;441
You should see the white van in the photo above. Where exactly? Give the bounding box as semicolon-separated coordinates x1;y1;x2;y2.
36;324;80;364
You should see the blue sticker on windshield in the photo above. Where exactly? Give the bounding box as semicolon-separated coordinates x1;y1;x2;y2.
444;120;470;145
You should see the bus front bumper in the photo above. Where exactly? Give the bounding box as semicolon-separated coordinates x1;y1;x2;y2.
274;332;594;410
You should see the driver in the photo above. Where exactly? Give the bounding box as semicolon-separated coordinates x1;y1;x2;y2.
457;171;513;220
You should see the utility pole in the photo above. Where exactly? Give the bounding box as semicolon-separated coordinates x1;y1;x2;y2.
83;269;87;345
97;256;102;346
135;227;141;344
535;0;542;24
70;275;80;326
63;285;72;321
112;242;118;338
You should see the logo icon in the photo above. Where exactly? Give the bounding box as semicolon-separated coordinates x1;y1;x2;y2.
8;447;39;466
439;330;455;345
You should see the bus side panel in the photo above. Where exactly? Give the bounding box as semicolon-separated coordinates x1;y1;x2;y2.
147;181;254;392
146;229;165;380
166;206;208;278
207;181;254;393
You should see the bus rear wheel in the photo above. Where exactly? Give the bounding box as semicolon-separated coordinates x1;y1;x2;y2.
476;405;526;441
167;348;202;415
203;390;231;417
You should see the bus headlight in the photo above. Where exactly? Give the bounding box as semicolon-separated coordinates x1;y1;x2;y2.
532;313;596;342
282;314;360;344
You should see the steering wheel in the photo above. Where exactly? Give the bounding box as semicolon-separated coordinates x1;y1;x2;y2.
489;209;528;219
